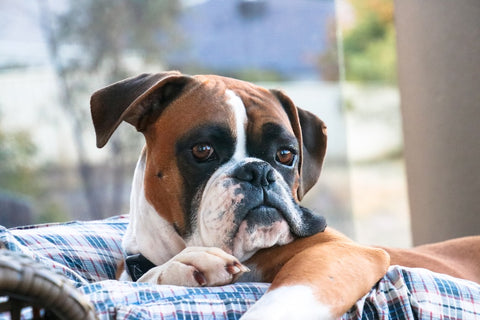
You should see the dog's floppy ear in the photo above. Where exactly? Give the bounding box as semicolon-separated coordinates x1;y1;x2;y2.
271;90;327;200
90;71;192;148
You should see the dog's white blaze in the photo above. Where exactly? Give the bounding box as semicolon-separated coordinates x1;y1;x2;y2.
225;89;248;161
241;285;332;320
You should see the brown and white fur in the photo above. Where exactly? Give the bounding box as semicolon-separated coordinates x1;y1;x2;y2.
91;71;480;320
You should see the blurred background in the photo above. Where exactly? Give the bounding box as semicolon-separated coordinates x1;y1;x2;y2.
0;0;410;246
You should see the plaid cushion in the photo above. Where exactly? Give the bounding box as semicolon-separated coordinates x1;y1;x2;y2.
1;216;127;284
344;267;480;320
1;216;479;320
80;281;267;319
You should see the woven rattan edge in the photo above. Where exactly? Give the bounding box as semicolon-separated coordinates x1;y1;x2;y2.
0;249;97;320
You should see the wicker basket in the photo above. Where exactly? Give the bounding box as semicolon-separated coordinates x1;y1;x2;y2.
0;249;97;320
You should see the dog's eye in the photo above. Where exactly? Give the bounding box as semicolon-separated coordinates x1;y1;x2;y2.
276;149;296;167
192;143;215;162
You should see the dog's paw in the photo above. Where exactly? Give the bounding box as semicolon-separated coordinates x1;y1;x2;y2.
137;247;250;286
240;285;333;320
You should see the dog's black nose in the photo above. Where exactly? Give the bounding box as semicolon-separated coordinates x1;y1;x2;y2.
234;162;277;187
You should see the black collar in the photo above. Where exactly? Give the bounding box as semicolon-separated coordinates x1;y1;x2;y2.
125;253;156;281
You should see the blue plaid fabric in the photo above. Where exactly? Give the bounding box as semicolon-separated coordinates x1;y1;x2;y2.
80;281;267;319
343;267;480;320
1;216;127;284
1;216;479;320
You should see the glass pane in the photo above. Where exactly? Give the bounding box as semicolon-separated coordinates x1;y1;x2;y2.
0;0;409;248
338;0;410;246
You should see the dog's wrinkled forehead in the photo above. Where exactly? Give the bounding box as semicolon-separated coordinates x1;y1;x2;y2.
142;75;295;154
194;75;294;130
144;78;235;141
148;75;296;156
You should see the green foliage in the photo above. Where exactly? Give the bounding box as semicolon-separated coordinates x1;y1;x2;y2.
343;0;397;83
35;201;70;224
0;120;38;195
0;117;71;225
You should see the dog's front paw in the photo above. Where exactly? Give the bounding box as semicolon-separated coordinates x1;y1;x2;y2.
241;285;333;320
137;247;249;286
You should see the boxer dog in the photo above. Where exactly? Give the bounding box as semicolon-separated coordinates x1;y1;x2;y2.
90;71;480;319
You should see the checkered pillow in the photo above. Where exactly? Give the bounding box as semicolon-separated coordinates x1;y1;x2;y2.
1;216;127;284
1;216;480;320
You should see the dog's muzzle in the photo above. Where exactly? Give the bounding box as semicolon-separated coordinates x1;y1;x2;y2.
187;159;327;261
231;161;326;237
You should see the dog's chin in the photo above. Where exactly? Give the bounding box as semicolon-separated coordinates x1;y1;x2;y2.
232;210;295;262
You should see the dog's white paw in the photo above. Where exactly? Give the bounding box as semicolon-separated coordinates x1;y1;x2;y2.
241;285;333;320
137;247;249;286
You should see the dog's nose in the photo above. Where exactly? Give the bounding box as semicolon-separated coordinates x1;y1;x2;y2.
233;162;277;187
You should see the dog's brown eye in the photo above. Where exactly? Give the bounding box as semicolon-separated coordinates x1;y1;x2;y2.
192;143;215;162
276;149;296;166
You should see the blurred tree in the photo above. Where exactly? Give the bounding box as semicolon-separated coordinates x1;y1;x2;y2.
37;0;181;219
0;120;37;195
0;115;71;226
317;18;340;82
342;0;396;83
0;117;37;226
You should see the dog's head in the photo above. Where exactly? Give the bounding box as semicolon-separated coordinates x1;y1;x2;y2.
91;71;327;261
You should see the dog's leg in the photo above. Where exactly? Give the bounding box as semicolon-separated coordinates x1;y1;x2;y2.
383;235;480;284
242;228;390;320
137;247;250;286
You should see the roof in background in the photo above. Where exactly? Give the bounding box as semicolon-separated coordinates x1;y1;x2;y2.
168;0;336;80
